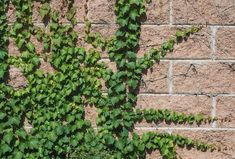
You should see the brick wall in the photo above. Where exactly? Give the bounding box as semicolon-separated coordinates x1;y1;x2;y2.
7;0;235;158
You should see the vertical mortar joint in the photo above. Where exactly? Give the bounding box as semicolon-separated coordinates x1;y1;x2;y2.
168;61;173;94
211;96;217;128
210;26;217;61
169;0;173;26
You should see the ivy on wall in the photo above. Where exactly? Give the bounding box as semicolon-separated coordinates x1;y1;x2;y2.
0;0;216;158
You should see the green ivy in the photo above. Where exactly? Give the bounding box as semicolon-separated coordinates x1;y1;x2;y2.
0;0;217;159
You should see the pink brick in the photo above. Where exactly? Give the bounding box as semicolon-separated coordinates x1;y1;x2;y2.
138;26;211;59
84;105;97;127
136;95;212;127
172;27;211;59
88;0;116;23
138;26;174;58
175;130;235;159
7;65;28;89
137;95;211;115
216;27;235;59
217;96;235;128
173;62;235;94
173;0;235;25
140;62;169;93
135;129;235;159
145;0;169;24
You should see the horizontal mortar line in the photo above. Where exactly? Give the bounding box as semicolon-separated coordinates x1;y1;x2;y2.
99;92;235;97
171;23;235;28
76;22;235;28
138;93;235;97
100;58;235;62
134;127;235;131
8;21;235;28
160;59;235;63
24;126;235;131
162;58;235;61
101;92;235;97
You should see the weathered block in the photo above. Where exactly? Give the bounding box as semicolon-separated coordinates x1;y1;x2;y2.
216;27;235;59
175;130;235;159
88;0;116;24
138;26;211;59
7;65;28;89
217;96;235;128
144;0;169;24
173;0;235;25
140;62;169;93
136;94;212;127
173;62;235;94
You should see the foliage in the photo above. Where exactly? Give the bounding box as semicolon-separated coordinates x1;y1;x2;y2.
0;0;215;158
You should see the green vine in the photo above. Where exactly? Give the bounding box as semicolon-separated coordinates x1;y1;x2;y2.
0;0;217;159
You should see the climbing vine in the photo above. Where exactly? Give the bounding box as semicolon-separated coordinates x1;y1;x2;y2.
0;0;217;158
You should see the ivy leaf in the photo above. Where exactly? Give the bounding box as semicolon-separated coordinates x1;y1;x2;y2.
127;80;138;89
0;112;6;120
26;42;35;52
117;19;128;27
104;135;115;145
115;140;124;150
110;97;119;105
115;83;125;93
14;23;23;31
16;39;25;49
130;9;138;20
39;3;51;19
130;0;140;5
2;144;12;154
128;23;139;31
0;50;7;60
127;62;135;69
14;151;24;159
56;126;64;136
16;129;27;139
127;51;136;59
8;116;20;126
3;132;13;144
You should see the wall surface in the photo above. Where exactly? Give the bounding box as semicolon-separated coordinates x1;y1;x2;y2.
7;0;235;158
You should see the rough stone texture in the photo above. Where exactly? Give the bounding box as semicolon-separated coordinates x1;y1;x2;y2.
138;26;174;58
136;95;211;127
173;62;235;94
137;95;211;115
32;1;43;23
173;0;235;25
7;65;28;89
8;38;21;57
30;34;44;55
84;105;98;127
39;59;55;74
144;0;169;24
88;0;116;24
140;62;169;93
138;26;211;59
217;96;235;128
216;27;235;59
172;27;211;59
174;130;235;159
7;3;16;22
